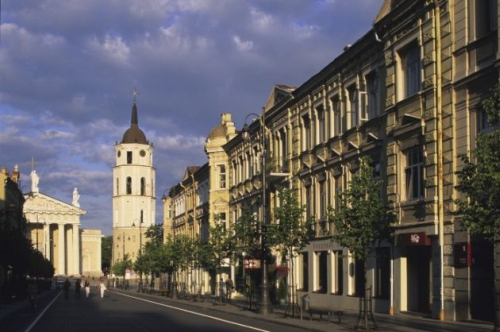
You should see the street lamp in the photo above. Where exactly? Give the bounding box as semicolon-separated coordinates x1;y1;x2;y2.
242;108;273;315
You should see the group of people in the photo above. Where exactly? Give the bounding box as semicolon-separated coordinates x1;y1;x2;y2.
63;277;107;299
219;277;234;302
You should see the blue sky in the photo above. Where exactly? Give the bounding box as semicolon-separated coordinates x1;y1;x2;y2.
0;0;383;235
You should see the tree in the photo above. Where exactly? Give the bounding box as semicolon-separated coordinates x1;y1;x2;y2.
327;157;395;330
101;236;112;273
455;80;500;331
271;186;313;316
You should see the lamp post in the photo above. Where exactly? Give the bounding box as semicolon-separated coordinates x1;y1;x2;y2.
132;214;143;293
242;108;272;315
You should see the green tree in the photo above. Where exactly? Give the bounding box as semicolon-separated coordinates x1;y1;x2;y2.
327;157;395;330
455;80;500;331
271;186;313;313
232;207;262;258
101;236;112;273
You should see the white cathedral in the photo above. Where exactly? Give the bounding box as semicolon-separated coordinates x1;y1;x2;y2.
24;170;103;277
112;96;155;264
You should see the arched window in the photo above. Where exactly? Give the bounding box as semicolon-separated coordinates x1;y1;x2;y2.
141;177;146;196
126;177;132;195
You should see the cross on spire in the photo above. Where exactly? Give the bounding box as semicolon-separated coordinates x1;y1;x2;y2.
132;87;139;102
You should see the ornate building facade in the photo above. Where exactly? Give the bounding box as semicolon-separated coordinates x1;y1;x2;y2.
164;0;499;322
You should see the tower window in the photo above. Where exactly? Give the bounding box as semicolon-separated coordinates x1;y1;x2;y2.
141;177;146;196
127;177;132;195
127;151;133;164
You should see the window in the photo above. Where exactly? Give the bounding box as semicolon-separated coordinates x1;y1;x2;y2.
140;177;146;196
116;178;119;195
332;96;342;136
219;212;227;232
316;251;328;293
317;105;326;143
279;130;288;171
303;114;312;150
401;43;421;98
301;252;309;291
334;175;342;212
126;177;132;195
366;72;379;119
348;86;358;129
305;185;312;220
374;247;390;298
473;0;496;39
405;147;424;200
333;250;343;294
319;180;327;220
218;165;226;189
246;152;252;178
127;151;133;164
478;108;492;133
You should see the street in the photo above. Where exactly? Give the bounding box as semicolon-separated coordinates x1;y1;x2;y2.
2;288;309;332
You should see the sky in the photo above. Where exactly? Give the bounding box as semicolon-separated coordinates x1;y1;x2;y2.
0;0;383;236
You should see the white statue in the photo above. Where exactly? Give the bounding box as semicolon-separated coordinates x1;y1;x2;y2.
31;170;39;193
72;188;80;207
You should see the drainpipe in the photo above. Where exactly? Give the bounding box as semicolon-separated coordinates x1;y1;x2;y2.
432;0;445;321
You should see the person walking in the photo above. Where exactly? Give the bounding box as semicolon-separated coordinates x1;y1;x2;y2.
219;278;226;303
99;282;107;298
225;277;234;301
84;279;91;298
75;279;81;298
63;279;71;300
27;281;38;311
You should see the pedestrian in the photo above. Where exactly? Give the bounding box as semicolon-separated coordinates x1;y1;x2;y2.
219;278;226;303
75;279;81;298
27;281;38;311
84;279;90;298
225;277;234;301
99;282;107;298
63;278;71;299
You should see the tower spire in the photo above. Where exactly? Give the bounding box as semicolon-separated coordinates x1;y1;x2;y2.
131;88;139;125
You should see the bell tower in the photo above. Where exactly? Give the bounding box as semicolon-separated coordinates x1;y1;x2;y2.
112;92;156;264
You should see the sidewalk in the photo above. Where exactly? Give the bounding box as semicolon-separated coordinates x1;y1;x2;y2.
116;288;494;332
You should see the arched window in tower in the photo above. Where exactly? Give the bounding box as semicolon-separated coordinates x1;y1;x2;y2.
127;151;133;164
116;178;119;195
141;177;146;196
127;177;132;195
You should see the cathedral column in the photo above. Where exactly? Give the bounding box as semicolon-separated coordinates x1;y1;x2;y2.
73;224;80;275
58;223;66;275
43;222;49;259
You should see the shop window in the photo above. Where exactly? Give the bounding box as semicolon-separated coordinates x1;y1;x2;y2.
301;252;309;291
374;247;390;299
315;251;328;293
333;250;343;294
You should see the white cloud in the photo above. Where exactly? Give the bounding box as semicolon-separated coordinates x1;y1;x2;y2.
87;34;130;64
233;36;254;52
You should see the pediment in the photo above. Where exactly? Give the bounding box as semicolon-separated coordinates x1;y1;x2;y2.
24;193;86;216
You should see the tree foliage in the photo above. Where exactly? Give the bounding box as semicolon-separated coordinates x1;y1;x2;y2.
456;80;500;241
271;186;313;259
327;157;395;261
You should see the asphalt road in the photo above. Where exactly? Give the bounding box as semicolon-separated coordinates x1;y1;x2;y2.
3;288;310;332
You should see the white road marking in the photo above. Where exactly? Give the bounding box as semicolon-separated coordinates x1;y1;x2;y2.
115;291;271;332
24;290;63;332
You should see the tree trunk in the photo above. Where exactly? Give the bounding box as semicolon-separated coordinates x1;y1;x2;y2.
493;235;500;332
